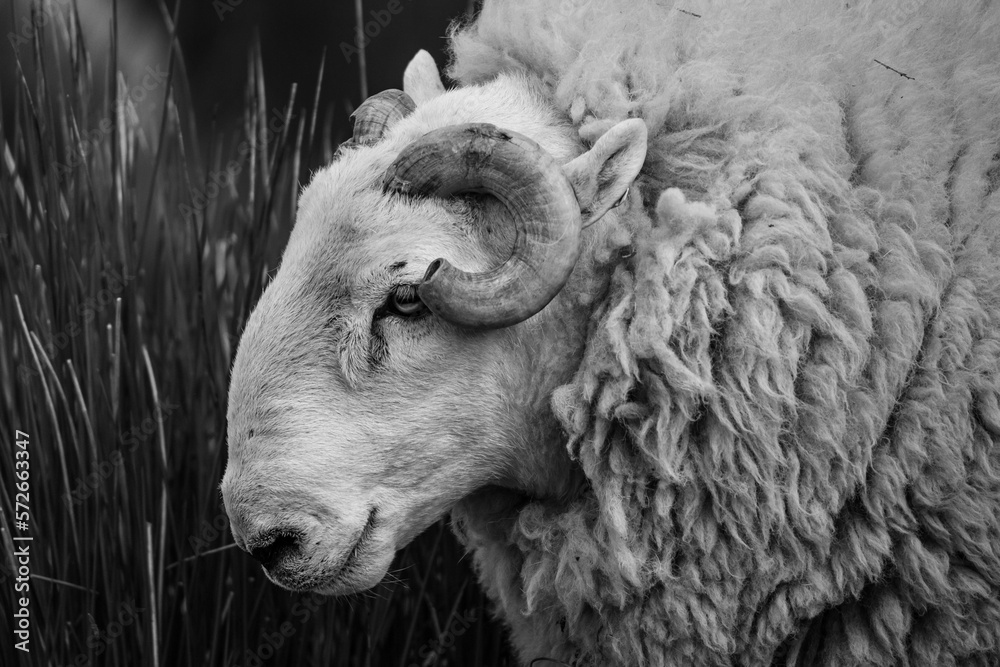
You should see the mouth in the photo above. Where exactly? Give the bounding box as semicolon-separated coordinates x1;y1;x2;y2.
266;505;383;594
333;506;378;579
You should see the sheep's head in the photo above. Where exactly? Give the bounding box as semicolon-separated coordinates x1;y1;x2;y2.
221;51;646;595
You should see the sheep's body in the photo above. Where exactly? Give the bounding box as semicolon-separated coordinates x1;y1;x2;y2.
222;0;1000;664
445;1;1000;664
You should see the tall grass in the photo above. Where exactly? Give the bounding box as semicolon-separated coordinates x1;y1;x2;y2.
0;3;512;666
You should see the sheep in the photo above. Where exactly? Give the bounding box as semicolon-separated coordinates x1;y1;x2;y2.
221;0;1000;664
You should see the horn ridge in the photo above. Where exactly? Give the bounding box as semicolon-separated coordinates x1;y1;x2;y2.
383;123;582;330
350;89;416;147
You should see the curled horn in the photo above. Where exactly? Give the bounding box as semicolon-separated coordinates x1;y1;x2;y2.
336;89;416;156
382;123;582;330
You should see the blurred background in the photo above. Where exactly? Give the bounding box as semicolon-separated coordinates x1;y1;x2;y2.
0;0;523;666
1;0;471;142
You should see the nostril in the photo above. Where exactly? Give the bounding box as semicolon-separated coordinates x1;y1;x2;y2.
246;530;300;570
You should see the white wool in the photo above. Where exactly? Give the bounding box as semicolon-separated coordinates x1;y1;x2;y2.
445;1;1000;665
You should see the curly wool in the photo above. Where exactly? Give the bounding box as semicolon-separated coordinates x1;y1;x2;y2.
446;1;1000;665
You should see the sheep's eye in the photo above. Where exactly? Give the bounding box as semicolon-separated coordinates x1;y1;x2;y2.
385;284;428;318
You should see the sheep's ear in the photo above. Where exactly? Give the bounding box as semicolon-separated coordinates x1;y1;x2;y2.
403;50;446;104
562;119;647;226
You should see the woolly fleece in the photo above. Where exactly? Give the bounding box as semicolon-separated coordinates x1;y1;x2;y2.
446;1;1000;665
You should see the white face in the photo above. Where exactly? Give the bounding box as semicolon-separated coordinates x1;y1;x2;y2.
221;73;587;594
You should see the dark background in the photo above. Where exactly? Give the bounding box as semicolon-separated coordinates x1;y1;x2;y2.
2;0;472;146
